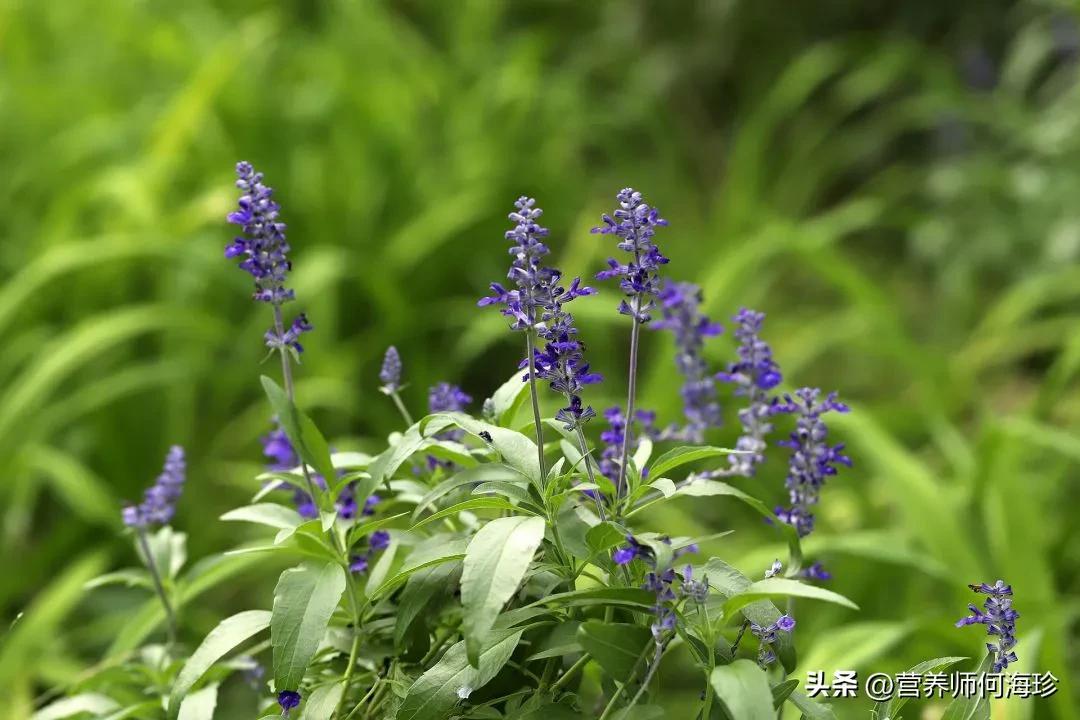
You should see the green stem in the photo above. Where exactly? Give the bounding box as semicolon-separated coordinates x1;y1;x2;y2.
617;643;665;720
615;311;642;504
135;527;177;647
334;632;362;718
550;653;591;693
702;604;715;720
525;332;548;484
597;640;653;720
389;390;414;426
572;422;606;521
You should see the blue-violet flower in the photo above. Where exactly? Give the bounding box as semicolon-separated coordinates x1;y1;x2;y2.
956;580;1019;672
592;188;670;323
122;446;186;528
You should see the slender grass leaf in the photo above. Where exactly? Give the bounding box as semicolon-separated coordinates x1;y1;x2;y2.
409;497;524;531
461;515;545;665
413;464;524;518
722;578;858;618
648;446;736;479
271;562;347;691
771;678;799;708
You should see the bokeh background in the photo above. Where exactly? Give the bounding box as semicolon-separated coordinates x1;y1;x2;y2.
2;0;1079;717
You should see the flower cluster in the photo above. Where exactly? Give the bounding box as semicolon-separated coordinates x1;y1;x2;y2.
277;690;301;716
612;535;701;643
261;421;378;520
480;197;601;431
122;446;186;528
349;530;391;574
716;308;782;477
379;346;403;394
225;161;311;353
592;188;670;323
653;282;724;441
772;388;851;538
956;580;1019;672
749;615;796;668
599;407;657;489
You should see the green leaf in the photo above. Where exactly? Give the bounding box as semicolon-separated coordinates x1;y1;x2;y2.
141;525;187;580
576;621;651;680
32;694;120;720
516;704;583;720
261;375;336;491
722;578;858;618
489;371;530;426
709;660;776;720
221;503;304;531
529;587;657;612
368;537;469;600
177;685;218;720
427;412;542;486
410;497;525;530
703;558;795;673
786;689;838;720
84;569;153;591
169;610;272;716
397;631;522;720
586;522;626;554
940;654;993;720
525;621;582;661
271;562;347;691
771;678;799;709
413;464;525;518
648;446;735;479
300;682;344;720
461;515;546;665
873;656;966;720
394;561;461;648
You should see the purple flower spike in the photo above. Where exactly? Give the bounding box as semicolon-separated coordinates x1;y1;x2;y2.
599;407;657;490
771;388;851;538
957;579;1019;672
277;690;301;715
225;161;311;354
716;308;782;477
653;282;724;442
122;446;186;528
592;188;669;323
379;346;403;393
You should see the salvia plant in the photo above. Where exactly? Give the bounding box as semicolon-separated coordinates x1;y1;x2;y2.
39;171;1019;720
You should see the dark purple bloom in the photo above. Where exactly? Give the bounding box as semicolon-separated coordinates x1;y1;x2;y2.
716;309;782;477
363;495;380;517
749;615;796;667
771;388;851;538
799;562;831;581
478;196;557;331
277;690;301;715
262;421;298;472
599;407;657;490
591;188;670;323
264;313;312;355
653;282;724;441
349;554;369;574
957;580;1019;672
349;530;392;575
370;530;391;551
122;446;186;528
679;565;709;603
379;346;403;393
612;534;650;565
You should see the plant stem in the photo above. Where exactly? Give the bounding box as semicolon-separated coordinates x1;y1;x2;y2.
135;527;177;647
597;640;653;720
389;390;414;426
550;653;591;693
573;417;606;521
730;619;750;654
525;332;548;484
617;643;665;720
334;632;362;718
701;604;715;720
273;305;321;505
614;313;642;504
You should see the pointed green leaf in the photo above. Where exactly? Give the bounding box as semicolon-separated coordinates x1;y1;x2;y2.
722;578;858;618
397;631;522;720
786;689;837;720
169;610;271;716
221;503;304;531
299;682;344;720
874;656;967;720
177;685;217;720
704;558;795;673
261;376;336;488
709;660;775;720
940;654;993;720
461;515;546;665
648;446;735;479
32;694;119;720
271;562;346;691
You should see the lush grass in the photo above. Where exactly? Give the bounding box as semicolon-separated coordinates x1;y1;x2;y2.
1;1;1078;717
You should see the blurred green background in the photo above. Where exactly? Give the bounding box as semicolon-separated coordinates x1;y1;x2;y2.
2;0;1079;717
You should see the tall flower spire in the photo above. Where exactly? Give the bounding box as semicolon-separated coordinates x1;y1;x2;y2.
716;308;782;477
593;187;669;499
122;446;186;528
653;282;723;442
956;580;1019;672
772;388;851;538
